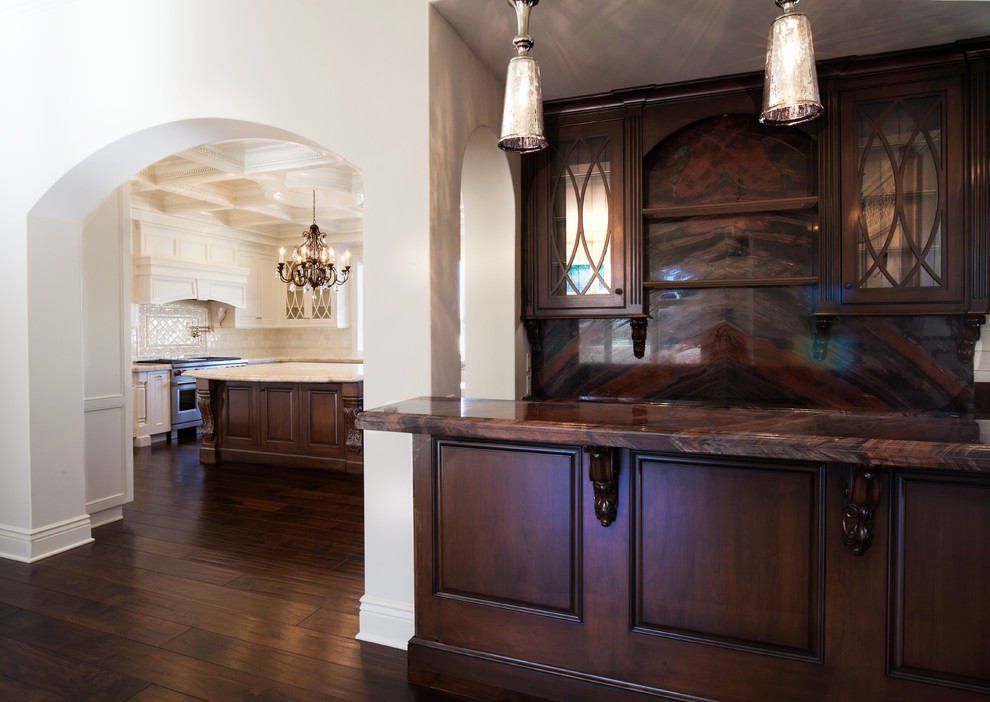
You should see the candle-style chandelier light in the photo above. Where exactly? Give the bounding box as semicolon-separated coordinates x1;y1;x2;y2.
276;190;351;290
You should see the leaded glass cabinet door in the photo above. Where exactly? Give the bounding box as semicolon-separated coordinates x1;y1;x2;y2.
531;116;637;316
839;78;964;309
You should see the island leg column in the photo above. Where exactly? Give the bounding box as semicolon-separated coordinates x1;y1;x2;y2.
197;378;223;465
341;381;364;473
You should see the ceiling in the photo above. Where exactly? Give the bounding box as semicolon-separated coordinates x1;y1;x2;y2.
129;140;364;244
130;1;990;241
429;0;990;102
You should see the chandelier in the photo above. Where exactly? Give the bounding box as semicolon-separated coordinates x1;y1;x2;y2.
276;190;351;290
498;0;548;153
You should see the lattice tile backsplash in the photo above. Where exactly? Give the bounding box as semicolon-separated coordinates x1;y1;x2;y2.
137;302;209;358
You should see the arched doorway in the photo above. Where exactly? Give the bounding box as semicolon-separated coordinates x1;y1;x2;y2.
21;119;355;560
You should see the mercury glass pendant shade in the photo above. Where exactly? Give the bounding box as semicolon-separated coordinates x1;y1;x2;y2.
760;0;822;125
498;0;548;153
499;55;548;153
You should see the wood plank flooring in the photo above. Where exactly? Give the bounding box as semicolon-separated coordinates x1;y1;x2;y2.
0;435;549;701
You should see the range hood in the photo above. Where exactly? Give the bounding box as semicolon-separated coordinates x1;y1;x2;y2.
133;256;248;307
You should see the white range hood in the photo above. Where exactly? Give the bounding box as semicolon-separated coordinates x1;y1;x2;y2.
133;256;249;307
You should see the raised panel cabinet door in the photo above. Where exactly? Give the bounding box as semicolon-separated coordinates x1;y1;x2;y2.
528;113;639;317
889;471;990;695
260;383;299;451
222;382;259;448
148;370;171;434
839;76;965;309
301;383;343;456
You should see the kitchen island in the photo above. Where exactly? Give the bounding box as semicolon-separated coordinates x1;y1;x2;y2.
357;397;990;702
188;362;363;473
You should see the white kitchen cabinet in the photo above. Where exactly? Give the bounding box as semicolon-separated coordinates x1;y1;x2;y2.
237;249;278;326
133;368;171;446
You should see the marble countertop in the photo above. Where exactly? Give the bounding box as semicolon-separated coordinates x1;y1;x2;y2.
185;362;363;383
356;396;990;472
131;362;171;371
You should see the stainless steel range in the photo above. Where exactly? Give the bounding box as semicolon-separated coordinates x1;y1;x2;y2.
136;356;247;431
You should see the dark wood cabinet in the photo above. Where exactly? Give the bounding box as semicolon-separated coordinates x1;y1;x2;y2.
523;107;643;320
199;378;363;473
409;435;990;701
825;69;968;313
521;41;990;372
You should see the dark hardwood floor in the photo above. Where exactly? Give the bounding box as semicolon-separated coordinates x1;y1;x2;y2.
0;434;548;701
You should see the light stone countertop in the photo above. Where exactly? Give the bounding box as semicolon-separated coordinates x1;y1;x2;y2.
183;361;363;384
131;362;172;372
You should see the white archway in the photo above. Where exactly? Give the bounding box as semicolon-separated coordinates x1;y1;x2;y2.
15;120;339;563
460;127;527;400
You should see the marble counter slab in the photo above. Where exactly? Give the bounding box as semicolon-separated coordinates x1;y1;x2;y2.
356;397;990;472
132;363;171;372
185;362;363;384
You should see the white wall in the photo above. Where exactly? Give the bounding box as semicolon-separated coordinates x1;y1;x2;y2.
0;0;512;651
82;186;133;527
462;127;528;400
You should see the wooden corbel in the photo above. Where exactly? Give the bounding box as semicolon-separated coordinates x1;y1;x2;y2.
196;379;222;465
586;446;618;527
523;318;544;356
841;465;881;556
630;317;648;359
947;314;986;364
812;315;836;362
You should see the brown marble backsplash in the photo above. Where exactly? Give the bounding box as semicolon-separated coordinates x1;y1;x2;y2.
532;287;974;412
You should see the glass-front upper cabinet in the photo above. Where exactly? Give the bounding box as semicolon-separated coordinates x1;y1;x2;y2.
524;111;641;318
838;76;964;310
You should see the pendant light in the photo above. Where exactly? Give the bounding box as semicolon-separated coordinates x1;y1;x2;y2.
498;0;548;153
760;0;822;125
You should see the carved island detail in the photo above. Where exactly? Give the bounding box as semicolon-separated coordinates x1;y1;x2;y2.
585;446;618;527
841;466;881;556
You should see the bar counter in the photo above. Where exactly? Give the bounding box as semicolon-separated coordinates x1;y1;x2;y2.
357;396;990;471
357;397;990;702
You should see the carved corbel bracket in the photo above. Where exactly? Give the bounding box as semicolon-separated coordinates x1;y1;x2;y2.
630;317;648;359
947;314;986;364
586;446;618;527
812;315;836;362
197;382;216;442
343;402;364;454
841;465;882;556
196;379;222;465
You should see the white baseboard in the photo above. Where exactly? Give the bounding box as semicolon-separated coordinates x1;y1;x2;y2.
0;514;93;563
356;594;415;650
88;504;123;528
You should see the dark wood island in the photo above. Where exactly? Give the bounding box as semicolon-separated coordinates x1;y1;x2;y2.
189;362;364;473
357;397;990;702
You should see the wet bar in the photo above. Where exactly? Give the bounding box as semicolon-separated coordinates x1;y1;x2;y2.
357;397;990;701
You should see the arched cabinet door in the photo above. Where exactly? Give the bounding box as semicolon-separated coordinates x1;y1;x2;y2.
523;108;642;319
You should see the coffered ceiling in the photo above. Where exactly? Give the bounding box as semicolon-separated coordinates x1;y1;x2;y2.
129;139;364;243
430;0;990;102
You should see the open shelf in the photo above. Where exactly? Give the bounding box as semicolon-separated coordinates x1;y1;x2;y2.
643;196;818;220
644;276;819;290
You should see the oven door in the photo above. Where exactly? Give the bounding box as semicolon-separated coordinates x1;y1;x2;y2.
171;375;202;429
